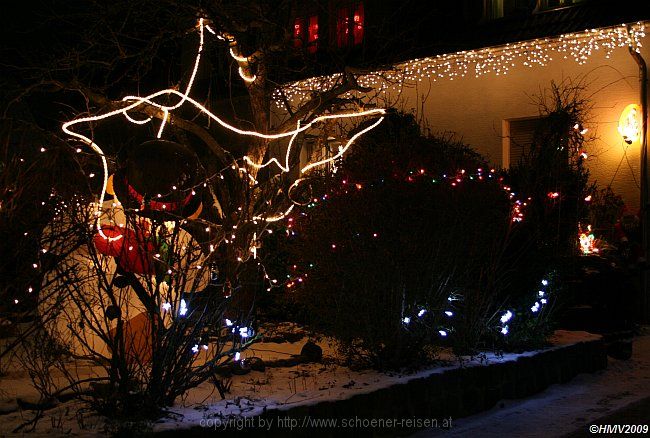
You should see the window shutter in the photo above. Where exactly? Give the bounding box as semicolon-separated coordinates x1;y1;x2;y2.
508;118;543;166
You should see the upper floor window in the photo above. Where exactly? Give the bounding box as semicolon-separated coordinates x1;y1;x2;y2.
485;0;569;20
536;0;586;11
336;2;364;48
294;15;319;53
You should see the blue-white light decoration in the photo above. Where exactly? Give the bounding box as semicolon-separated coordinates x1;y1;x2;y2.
400;303;454;340
500;310;513;336
498;276;552;337
531;302;541;313
530;278;550;314
179;299;188;317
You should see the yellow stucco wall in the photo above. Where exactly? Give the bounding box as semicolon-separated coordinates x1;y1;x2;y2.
386;40;649;211
270;26;649;211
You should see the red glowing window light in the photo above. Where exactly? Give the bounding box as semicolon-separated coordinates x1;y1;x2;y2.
308;15;319;54
352;3;364;45
336;3;364;48
293;18;304;48
336;7;350;48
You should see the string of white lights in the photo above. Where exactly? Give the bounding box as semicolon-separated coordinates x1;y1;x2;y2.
272;21;647;109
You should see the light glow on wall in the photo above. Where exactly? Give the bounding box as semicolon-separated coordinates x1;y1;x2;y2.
618;103;642;144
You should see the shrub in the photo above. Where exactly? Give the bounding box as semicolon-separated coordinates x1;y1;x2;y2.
586;186;625;242
283;80;594;365
285;113;513;367
491;79;593;350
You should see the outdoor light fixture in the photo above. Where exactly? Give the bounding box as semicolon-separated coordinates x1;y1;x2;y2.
618;104;642;145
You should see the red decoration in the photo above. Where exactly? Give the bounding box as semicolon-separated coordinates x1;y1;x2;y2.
308;15;318;53
293;18;304;48
93;224;157;275
353;3;364;45
92;225;126;257
125;178;194;213
112;140;203;219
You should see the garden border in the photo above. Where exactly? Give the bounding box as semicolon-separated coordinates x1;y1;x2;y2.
160;332;606;436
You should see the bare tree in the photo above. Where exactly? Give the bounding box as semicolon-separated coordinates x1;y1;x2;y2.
1;0;388;417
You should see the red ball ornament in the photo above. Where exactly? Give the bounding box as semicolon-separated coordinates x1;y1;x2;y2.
117;241;156;275
92;225;126;257
93;224;157;275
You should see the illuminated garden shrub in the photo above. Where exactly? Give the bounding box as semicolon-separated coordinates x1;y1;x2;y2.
283;103;592;367
284;114;513;367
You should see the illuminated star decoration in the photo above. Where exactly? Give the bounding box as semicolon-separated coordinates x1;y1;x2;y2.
62;18;385;241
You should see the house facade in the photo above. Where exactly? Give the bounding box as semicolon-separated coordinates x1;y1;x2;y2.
272;0;650;212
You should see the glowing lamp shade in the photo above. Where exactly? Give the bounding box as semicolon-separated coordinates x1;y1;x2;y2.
618;104;641;145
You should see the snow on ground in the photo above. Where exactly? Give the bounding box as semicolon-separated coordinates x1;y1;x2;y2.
414;328;650;437
0;329;608;435
155;331;602;433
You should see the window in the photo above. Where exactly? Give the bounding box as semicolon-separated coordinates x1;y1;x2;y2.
502;117;545;168
535;0;586;11
293;18;304;48
336;2;364;48
484;0;504;19
484;0;536;19
307;15;319;53
293;15;319;53
300;137;342;172
352;3;364;45
336;7;350;47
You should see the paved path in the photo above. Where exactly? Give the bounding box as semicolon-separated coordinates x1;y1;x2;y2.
413;332;650;437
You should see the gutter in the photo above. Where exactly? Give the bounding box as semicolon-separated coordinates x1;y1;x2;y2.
628;42;649;322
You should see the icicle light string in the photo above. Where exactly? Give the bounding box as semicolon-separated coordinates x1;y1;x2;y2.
272;22;647;109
